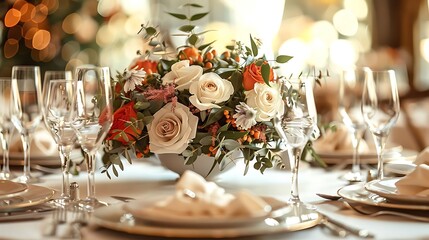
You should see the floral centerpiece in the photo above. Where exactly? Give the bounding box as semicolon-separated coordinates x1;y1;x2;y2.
101;3;319;178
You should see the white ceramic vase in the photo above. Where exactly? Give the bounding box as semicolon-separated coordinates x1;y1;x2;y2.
156;150;241;179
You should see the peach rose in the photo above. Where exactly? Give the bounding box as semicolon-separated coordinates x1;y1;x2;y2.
242;62;274;91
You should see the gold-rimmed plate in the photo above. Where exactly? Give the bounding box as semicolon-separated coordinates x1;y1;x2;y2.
0;180;27;199
338;183;429;211
0;185;55;212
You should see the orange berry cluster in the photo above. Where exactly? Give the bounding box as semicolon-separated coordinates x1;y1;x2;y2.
207;145;218;157
178;47;219;69
224;110;237;128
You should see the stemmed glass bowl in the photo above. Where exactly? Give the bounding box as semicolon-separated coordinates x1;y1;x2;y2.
361;69;400;180
10;66;43;183
0;78;16;180
71;66;113;210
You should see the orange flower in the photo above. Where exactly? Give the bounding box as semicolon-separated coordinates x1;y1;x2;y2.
242;62;274;91
130;59;158;74
106;102;142;145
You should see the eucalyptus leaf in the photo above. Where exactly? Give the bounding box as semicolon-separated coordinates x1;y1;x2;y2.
190;12;209;21
167;12;187;20
188;34;199;45
218;131;247;140
134;101;150;110
145;27;157;36
183;3;203;8
222;139;241;151
179;25;195;32
276;55;292;63
199;135;213;146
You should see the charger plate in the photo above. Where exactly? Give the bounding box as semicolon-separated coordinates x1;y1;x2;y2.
0;185;55;212
338;183;429;211
320;149;417;165
92;197;321;238
0;180;27;199
365;178;429;205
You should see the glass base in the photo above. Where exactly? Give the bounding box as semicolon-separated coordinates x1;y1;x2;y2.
14;174;40;184
78;197;108;211
340;171;363;182
0;171;16;180
51;196;71;207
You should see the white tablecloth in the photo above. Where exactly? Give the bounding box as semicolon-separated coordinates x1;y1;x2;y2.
1;158;428;240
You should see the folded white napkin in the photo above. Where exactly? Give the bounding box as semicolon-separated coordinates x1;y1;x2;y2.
148;170;270;218
414;147;429;165
313;124;369;153
8;126;58;157
395;164;429;196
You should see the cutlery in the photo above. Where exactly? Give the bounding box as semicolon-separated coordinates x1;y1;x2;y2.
316;193;342;201
319;212;375;238
0;211;51;222
110;196;135;203
346;202;429;222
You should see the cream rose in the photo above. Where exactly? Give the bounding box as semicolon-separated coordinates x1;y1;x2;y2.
189;73;234;111
245;82;284;121
162;60;203;91
148;102;199;154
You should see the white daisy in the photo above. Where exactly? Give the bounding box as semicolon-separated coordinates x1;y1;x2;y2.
123;69;146;92
233;102;257;130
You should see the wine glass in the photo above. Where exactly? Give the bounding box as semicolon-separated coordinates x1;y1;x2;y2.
338;69;367;182
361;69;400;180
276;77;318;206
71;66;113;210
0;78;16;180
43;79;77;205
10;66;43;183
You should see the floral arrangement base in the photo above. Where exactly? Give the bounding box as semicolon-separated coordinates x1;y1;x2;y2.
156;151;241;180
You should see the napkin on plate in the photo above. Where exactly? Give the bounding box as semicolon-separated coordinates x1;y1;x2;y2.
148;170;271;218
8;126;57;157
414;147;429;165
395;164;429;196
312;124;369;153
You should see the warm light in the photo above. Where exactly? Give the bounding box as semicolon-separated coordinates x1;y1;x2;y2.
38;43;56;61
74;15;98;43
311;21;338;45
19;3;36;22
97;0;120;17
4;38;19;58
278;38;309;76
32;29;51;50
330;39;358;68
42;0;59;13
343;0;368;20
5;9;21;27
31;4;49;23
120;0;149;15
420;38;429;63
62;13;80;34
333;9;358;36
307;39;329;68
24;26;38;40
96;25;113;47
61;40;80;61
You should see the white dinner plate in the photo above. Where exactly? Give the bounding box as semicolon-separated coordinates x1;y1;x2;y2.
0;180;27;198
92;198;321;238
123;195;273;228
365;178;429;205
338;183;429;211
4;149;84;167
0;184;55;212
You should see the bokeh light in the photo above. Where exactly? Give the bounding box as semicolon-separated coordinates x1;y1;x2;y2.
333;9;358;36
5;9;21;27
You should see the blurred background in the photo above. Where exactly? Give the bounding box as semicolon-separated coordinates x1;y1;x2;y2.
1;0;429;149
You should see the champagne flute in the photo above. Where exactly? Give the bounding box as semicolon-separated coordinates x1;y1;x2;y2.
361;69;400;180
276;77;318;206
338;69;366;182
10;66;43;183
71;66;113;210
43;79;76;205
0;78;16;180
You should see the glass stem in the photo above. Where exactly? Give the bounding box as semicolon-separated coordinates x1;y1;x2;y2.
374;134;387;180
20;133;32;179
288;145;304;204
351;129;364;175
58;145;72;198
1;131;10;175
85;153;96;200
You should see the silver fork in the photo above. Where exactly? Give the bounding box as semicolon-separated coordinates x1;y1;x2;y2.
347;202;429;222
43;206;67;237
62;205;89;239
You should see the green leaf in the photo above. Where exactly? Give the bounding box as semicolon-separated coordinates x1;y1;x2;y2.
250;34;258;56
167;12;187;20
198;40;216;51
218;124;229;132
261;63;271;86
276;55;293;63
222;139;241;151
179;25;195;32
185;153;198;165
200;111;207;122
134;101;150;110
199;135;213;146
188;34;199;45
145;27;157;36
202;107;225;127
229;71;243;91
183;3;203;8
182;150;193;157
190;12;209;21
218;131;247;140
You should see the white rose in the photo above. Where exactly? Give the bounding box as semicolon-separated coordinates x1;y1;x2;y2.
245;82;284;121
162;60;203;91
148;102;198;154
189;73;234;111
